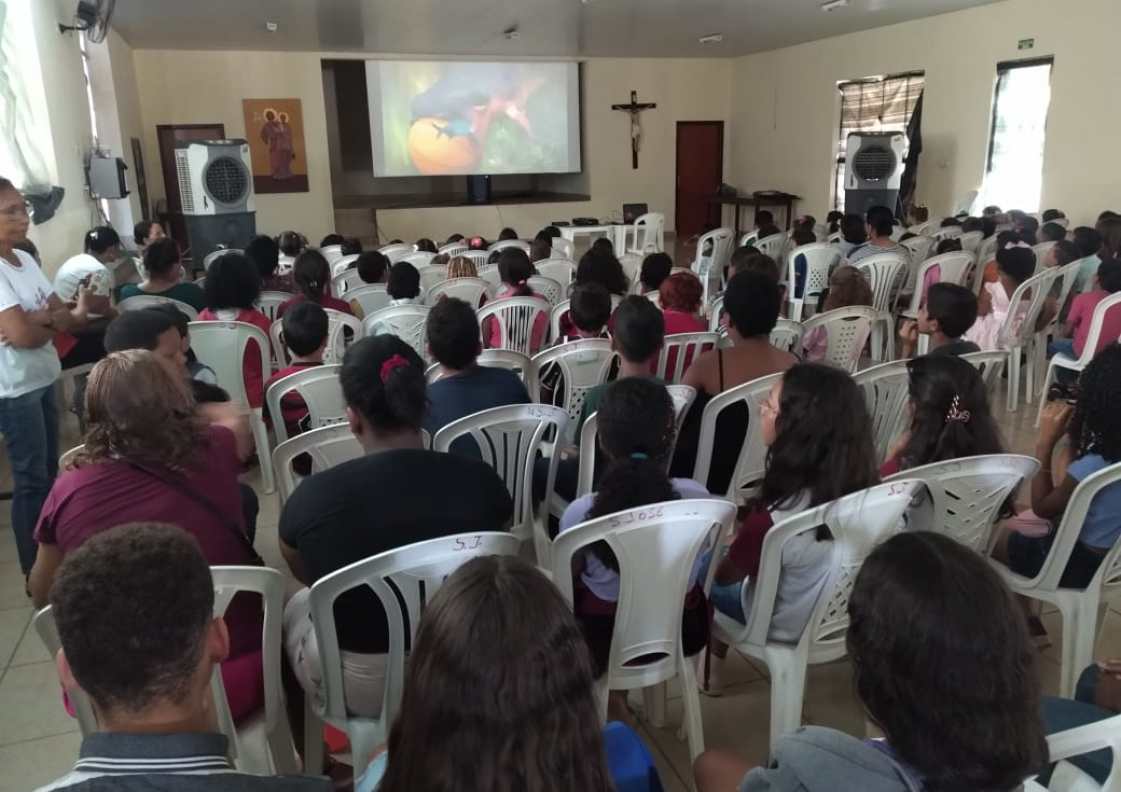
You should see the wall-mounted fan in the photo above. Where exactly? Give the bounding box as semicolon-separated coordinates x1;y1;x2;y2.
59;0;116;44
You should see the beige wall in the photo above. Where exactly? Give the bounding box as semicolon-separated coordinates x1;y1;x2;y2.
131;51;732;242
729;0;1121;227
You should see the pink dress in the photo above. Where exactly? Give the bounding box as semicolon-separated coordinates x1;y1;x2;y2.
964;281;1027;352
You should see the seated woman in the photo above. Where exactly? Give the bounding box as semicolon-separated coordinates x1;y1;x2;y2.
639;252;673;299
360;556;655;792
695;531;1048;792
198;252;272;408
705;363;878;692
559;378;710;712
119;238;205;311
133;219;166;254
27;350;265;721
278;249;354;318
673;271;798;494
659;270;707;335
800;265;873;362
482;247;549;354
556;249;630;337
881;354;1003;476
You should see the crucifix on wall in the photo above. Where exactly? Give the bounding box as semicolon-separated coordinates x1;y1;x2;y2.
611;90;657;169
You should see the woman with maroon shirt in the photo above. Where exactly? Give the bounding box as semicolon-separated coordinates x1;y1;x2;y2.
28;350;265;721
704;363;878;694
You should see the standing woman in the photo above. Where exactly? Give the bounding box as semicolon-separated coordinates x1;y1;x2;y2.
0;178;96;577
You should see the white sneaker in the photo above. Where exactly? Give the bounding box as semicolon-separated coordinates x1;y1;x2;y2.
698;652;725;697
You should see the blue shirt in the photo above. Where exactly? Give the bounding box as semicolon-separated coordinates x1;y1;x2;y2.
425;365;531;456
1068;454;1121;549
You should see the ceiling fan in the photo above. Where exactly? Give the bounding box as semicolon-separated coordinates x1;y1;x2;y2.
58;0;116;44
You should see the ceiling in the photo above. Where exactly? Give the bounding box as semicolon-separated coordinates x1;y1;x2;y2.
108;0;1004;58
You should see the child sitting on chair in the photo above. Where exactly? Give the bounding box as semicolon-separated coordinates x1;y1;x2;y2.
800;265;873;362
1049;258;1121;361
964;242;1037;352
898;283;980;358
264;301;328;441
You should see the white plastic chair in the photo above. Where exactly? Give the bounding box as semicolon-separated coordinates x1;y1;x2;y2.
692;372;781;504
932;226;963;241
331;255;359;278
58;443;84;469
323;309;363;365
1030;259;1093;416
713;480;921;751
900;251;975;320
362;304;429;361
655;332;720;384
854;251;908;315
302;532;522;779
958;230;983;252
852;360;911;464
426;349;537;395
994;460;1121;697
345;284;390;318
117;294;199;320
550;300;571;341
551;499;737;761
477;296;551;356
462;250;492;270
1025;713;1121;792
264;364;346;445
488;239;530;254
272;423;363;505
1000;267;1063;412
188;321;274;493
32;607;98;735
476;263;502;293
535;258;575;289
691;227;735;309
883;454;1038;551
1033;241;1059;271
399;251;436;269
899;234;935;265
754;233;787;261
627;212;665;255
256;291;290;324
320;245;344;265
551;237;575;260
527;275;564;306
784;243;841;322
768;319;804;354
203;248;242;270
331;268;364;297
378;243;413;261
530;340;615;445
433;404;568;566
800;306;878;373
425;277;490;307
708;295;725;332
437;242;467;257
961;350;1007;393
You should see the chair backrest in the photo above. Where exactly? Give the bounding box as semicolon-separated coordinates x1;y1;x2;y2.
188;321;269;407
488;239;530;254
551;299;571;340
399;251;436;268
477;296;551;355
331;254;360;277
117;294;199;320
323;308;363;364
307;532;522;775
476;263;502;292
273;423;363;505
708;295;725;332
427;348;537;392
899;234;936;264
656;332;719;384
800;306;878;373
256;291;289;324
33;607;98;735
551;237;575;260
932;226;962;241
884;454;1039;551
527;275;564;305
264;364;346;444
462;250;492;270
904;251;975;315
203;248;242;270
999;267;1062;350
417;265;449;293
1074;291;1121;364
437;242;467;257
346;284;391;317
960;350;1007;392
740;481;921;655
1032;241;1058;271
362;304;430;360
331;268;365;297
531;340;615;444
58;443;84;469
755;232;788;261
769;319;804;353
785;243;841;322
535;259;575;288
320;245;344;264
424;276;490;307
551;499;737;687
854;252;908;314
1026;712;1121;792
379;243;413;261
692;227;735;276
958;230;983;252
433;404;568;562
852;360;911;463
693;372;782;503
1049;259;1085;328
631;212;665;253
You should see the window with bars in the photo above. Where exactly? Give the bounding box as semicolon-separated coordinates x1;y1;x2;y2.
832;72;925;211
976;58;1053;214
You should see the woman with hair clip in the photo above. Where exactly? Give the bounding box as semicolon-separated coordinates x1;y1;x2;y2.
278;248;354;318
482;247;548;353
361;555;661;792
880;354;1004;476
27;349;265;721
704;363;879;694
559;377;712;715
696;531;1048;791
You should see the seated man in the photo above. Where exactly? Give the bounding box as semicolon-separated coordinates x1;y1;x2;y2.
847;205;907;264
39;522;330;791
423;296;530;440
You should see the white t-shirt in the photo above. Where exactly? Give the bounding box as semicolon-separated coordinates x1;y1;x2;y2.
53;253;114;302
0;250;61;398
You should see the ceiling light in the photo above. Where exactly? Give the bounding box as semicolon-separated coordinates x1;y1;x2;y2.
699;33;723;45
821;0;850;11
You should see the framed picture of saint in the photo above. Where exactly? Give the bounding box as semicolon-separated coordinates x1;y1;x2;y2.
242;98;309;193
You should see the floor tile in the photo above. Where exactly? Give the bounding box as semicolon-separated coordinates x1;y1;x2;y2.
0;661;78;745
0;606;31;669
0;731;82;792
0;561;29;612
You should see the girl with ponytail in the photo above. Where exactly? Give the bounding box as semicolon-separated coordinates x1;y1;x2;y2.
558;377;712;685
881;354;1004;476
483;247;549;353
278;248;354;319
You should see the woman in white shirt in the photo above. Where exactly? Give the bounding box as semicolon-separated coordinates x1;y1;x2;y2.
0;179;95;577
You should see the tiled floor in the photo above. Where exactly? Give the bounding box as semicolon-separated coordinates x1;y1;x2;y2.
0;376;1099;791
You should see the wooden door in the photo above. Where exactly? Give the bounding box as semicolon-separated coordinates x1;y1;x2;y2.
675;121;724;239
156;124;225;248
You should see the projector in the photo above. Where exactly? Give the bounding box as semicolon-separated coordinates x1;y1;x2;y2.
572;217;599;226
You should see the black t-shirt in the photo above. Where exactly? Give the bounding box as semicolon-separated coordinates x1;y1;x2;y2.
279;448;514;652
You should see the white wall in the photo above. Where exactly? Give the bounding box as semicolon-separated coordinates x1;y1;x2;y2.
131;50;732;242
729;0;1121;227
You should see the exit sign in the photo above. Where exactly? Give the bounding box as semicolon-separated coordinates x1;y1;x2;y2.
1018;38;1035;50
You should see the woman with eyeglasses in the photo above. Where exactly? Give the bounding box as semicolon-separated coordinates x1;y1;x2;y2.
0;178;98;581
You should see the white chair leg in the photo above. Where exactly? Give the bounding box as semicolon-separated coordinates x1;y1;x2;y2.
250;409;276;493
677;654;706;761
1025;341;1036;406
302;696;324;776
347;722;383;781
1035;363;1057;428
1006;352;1021;412
763;645;807;753
642;682;667;728
1068;595;1101;700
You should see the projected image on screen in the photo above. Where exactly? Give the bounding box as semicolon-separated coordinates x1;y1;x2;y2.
367;61;581;177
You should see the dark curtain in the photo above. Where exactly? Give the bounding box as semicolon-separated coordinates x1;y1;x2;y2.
897;91;924;220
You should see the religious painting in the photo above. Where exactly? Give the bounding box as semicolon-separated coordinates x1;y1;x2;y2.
242;98;309;193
